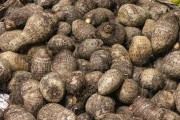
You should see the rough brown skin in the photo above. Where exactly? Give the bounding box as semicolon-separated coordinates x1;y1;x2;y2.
3;11;58;52
34;0;59;8
85;93;115;119
117;79;140;104
55;5;81;24
99;113;133;120
163;109;180;120
0;30;22;52
159;51;180;79
72;19;96;42
142;19;156;39
163;78;178;91
151;11;179;55
77;59;90;72
47;34;75;54
4;3;43;30
175;83;180;113
37;103;76;120
0;58;11;83
84;8;115;27
40;72;65;102
57;22;71;36
98;69;124;95
140;68;164;91
132;67;145;82
75;0;96;16
52;0;76;12
77;113;93;120
117;4;148;26
111;44;133;78
151;90;175;110
129;36;152;65
0;51;30;71
73;39;103;59
4;105;36;120
0;22;6;36
89;50;111;72
97;21;126;46
52;50;77;76
21;79;44;116
94;0;116;9
31;49;51;80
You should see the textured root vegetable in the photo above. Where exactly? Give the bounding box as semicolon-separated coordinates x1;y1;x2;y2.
47;34;75;54
84;8;115;27
8;71;32;92
97;21;126;46
40;72;65;102
159;51;180;79
132;67;145;82
151;11;179;54
52;0;76;12
175;83;180;113
75;0;96;16
37;103;76;120
117;79;140;104
111;44;133;77
85;71;103;91
77;113;93;120
85;93;115;119
89;50;111;71
57;22;71;36
94;0;116;9
3;11;58;52
98;113;132;120
117;4;148;26
54;5;81;24
129;36;152;65
77;59;90;72
34;0;59;7
72;19;96;42
52;50;77;76
4;105;36;120
0;51;30;71
73;39;103;59
4;3;43;30
116;106;133;116
0;22;6;36
151;90;175;109
163;109;180;120
31;49;51;80
21;79;44;116
164;78;178;91
142;19;156;39
66;71;85;95
0;30;22;52
140;68;164;91
98;69;124;95
0;58;11;83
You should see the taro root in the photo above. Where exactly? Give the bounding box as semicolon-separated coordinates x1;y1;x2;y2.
111;44;133;78
0;30;22;52
94;0;116;9
85;93;115;119
142;19;156;39
84;8;115;27
4;4;43;30
4;105;36;120
151;90;175;110
116;106;133;116
31;49;51;80
175;83;180;113
52;50;77;76
57;22;72;36
151;11;179;55
75;0;96;16
66;71;85;95
89;49;111;72
77;113;93;120
3;11;58;52
129;36;152;65
37;103;76;120
0;58;11;83
0;22;6;36
163;109;180;120
160;51;180;79
21;79;44;116
117;4;148;26
117;79;140;104
98;69;124;95
97;21;126;46
0;51;30;71
52;0;76;12
73;39;103;59
34;0;59;7
132;67;145;82
40;72;65;102
77;59;90;72
47;34;75;54
164;78;178;91
72;19;96;42
54;5;81;24
140;68;164;91
8;71;32;92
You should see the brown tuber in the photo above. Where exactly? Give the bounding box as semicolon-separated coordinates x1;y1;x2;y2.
0;58;11;83
57;22;72;36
